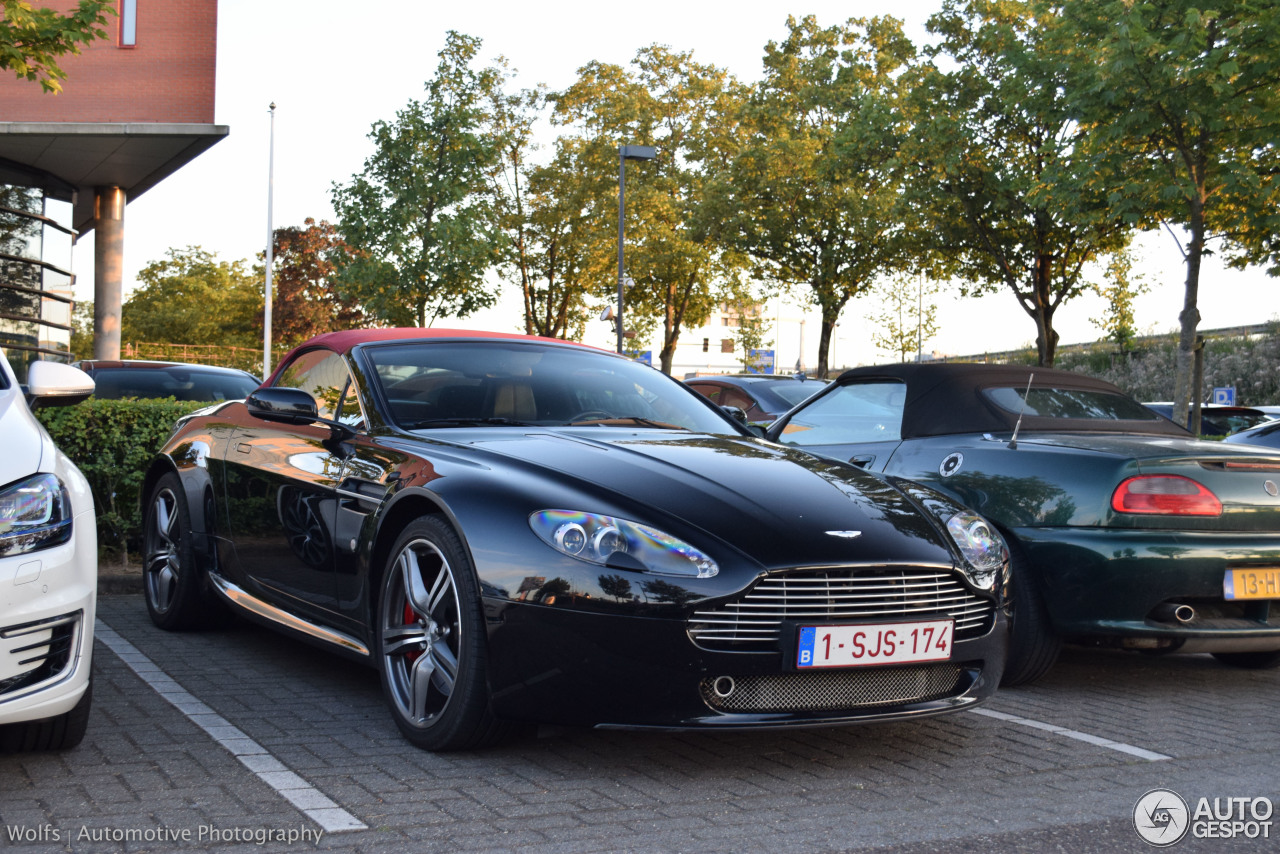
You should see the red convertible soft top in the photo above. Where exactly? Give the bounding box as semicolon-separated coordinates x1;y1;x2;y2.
267;328;607;385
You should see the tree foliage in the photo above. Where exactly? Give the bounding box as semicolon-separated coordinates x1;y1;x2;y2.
1050;0;1280;425
330;31;506;328
903;0;1131;367
122;246;262;351
270;218;366;347
0;0;112;93
1091;249;1150;353
488;85;599;339
713;15;915;378
871;276;939;363
553;45;747;374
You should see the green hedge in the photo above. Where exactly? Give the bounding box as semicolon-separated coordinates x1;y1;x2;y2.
36;398;206;561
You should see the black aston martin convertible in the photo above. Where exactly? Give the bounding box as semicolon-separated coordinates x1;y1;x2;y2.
142;329;1009;750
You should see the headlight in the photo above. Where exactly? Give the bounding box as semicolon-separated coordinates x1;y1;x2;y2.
530;510;718;578
945;512;1007;590
0;473;73;557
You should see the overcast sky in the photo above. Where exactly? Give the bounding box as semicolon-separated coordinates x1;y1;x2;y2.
74;0;1275;366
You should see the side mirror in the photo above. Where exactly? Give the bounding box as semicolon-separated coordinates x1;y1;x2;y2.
25;361;95;408
246;387;319;424
721;405;748;425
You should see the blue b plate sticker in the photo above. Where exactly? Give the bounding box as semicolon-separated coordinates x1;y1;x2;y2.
797;626;816;667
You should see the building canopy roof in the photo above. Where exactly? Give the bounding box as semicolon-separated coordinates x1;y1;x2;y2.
0;122;228;233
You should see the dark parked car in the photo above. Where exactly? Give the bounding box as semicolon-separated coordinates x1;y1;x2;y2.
686;374;826;424
1223;418;1280;450
141;329;1009;750
73;360;260;402
766;362;1280;685
1142;402;1270;437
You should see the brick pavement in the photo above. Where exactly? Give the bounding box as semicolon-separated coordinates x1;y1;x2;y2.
1;593;1278;853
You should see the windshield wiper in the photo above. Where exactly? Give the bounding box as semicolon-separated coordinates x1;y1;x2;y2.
405;417;534;429
567;416;687;430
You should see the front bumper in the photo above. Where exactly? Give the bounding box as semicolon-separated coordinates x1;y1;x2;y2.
1016;527;1280;648
0;510;96;727
482;598;1007;729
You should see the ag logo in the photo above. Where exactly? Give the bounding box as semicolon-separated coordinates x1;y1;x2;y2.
939;453;964;478
1133;788;1189;846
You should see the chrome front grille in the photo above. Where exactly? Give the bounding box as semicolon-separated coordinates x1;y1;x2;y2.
0;611;81;698
700;664;965;712
689;566;994;651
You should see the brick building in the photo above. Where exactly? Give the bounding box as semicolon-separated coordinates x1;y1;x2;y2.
0;0;226;377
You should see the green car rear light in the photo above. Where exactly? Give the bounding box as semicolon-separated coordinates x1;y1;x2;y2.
1111;475;1222;517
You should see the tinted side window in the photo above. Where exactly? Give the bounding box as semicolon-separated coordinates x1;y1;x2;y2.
778;381;906;446
689;383;721;404
984;387;1158;421
275;349;363;426
720;388;754;411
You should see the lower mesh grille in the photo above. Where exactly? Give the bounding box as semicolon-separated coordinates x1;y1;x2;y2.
701;664;965;713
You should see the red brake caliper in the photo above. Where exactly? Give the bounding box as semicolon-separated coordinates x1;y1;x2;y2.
403;602;423;663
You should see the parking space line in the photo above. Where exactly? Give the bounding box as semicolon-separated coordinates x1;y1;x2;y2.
970;707;1171;761
95;621;367;834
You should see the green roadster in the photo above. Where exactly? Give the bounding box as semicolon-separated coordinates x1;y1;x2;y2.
766;362;1280;685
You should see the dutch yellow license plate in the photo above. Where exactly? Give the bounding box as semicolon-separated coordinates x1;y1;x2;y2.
1224;568;1280;600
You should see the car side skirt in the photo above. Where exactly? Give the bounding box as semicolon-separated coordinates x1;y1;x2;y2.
207;573;370;658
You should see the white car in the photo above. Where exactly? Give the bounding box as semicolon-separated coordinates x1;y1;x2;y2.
0;352;97;751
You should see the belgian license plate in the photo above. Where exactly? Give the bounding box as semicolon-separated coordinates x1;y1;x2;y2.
1224;568;1280;600
797;620;954;669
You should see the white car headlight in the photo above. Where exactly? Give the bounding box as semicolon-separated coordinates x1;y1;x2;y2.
530;510;718;578
945;512;1007;590
0;473;73;557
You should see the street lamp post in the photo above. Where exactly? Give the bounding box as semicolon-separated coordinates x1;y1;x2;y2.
263;102;276;376
617;144;656;354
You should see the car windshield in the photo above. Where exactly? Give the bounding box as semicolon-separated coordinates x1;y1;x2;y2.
365;341;742;434
985;386;1165;421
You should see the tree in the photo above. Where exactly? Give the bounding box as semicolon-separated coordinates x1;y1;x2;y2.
1091;249;1149;353
553;46;748;374
1051;0;1280;425
270;219;366;348
871;275;939;362
487;84;601;339
122;247;261;351
1;0;112;93
519;140;612;339
713;15;915;378
330;31;506;328
70;298;92;360
903;0;1131;368
725;292;773;372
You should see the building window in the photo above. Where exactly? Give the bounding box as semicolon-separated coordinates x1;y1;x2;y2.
0;163;78;379
120;0;137;47
721;339;734;354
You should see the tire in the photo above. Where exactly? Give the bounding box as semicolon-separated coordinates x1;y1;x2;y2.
0;678;92;752
1212;650;1280;669
1000;540;1062;687
376;516;513;751
143;473;220;630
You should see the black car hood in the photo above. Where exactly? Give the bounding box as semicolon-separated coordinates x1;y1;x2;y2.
454;428;956;569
